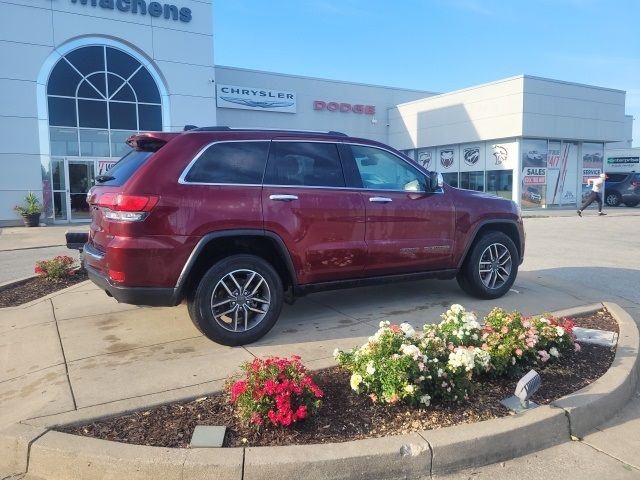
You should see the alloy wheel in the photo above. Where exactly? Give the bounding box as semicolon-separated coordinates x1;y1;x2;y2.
478;243;512;290
210;269;271;332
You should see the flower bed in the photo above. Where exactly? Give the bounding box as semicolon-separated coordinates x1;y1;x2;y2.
61;306;619;448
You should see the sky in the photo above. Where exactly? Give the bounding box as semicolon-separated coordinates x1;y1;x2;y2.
213;0;640;147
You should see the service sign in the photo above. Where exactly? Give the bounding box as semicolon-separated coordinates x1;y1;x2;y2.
582;168;601;184
216;85;297;114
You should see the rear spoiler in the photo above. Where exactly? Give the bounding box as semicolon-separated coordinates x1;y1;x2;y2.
126;132;179;151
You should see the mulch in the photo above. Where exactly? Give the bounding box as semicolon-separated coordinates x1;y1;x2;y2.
0;270;88;308
62;308;617;448
570;308;619;333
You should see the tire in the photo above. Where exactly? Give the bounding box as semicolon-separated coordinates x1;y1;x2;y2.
187;254;283;346
456;232;519;300
623;200;639;208
605;192;621;207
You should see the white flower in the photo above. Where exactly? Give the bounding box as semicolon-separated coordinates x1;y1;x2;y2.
420;394;431;406
404;384;415;394
549;347;560;358
450;304;464;315
474;349;491;370
556;326;565;337
333;348;341;358
437;368;444;377
400;344;421;359
366;360;376;376
379;320;390;328
539;318;551;324
400;322;416;338
448;347;476;372
511;357;516;365
350;373;363;391
472;333;479;341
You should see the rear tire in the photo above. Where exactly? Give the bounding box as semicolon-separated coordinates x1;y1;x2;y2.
188;255;283;346
456;232;519;299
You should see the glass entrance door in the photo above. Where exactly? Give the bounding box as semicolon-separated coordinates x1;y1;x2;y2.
68;160;95;221
51;158;98;223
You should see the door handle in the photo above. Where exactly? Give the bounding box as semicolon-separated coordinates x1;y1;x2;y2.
269;194;299;202
369;196;393;203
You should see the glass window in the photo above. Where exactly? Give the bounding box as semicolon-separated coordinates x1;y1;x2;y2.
50;127;79;156
77;79;103;100
78;99;108;128
79;129;111;157
98;150;154;186
138;104;162;130
486;170;513;200
51;158;66;191
129;68;161;103
186;142;270;184
48;60;82;97
350;144;424;191
65;46;105;76
265;142;345;187
110;130;135;158
441;172;459;188
48;97;77;127
460;171;484;192
106;47;141;79
109;102;137;130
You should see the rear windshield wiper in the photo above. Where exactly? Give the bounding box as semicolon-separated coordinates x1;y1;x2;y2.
95;175;115;183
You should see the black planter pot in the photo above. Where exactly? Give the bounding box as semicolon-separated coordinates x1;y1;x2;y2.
22;213;41;227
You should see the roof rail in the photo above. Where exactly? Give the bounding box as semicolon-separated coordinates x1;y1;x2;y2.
186;126;348;136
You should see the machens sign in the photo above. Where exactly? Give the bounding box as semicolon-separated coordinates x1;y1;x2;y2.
69;0;192;23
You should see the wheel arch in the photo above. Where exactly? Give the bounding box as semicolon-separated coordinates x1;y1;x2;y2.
174;230;296;303
458;220;522;270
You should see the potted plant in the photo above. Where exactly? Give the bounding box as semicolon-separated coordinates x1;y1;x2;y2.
14;192;43;227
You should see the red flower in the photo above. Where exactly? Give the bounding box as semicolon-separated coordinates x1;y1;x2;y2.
389;324;402;333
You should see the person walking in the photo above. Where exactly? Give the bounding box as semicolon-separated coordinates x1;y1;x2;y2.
578;173;608;216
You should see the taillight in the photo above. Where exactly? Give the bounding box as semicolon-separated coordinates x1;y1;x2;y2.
97;194;159;222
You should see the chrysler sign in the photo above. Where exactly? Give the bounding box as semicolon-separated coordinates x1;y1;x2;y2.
216;85;297;114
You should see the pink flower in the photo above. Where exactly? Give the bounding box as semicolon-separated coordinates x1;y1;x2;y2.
481;343;490;351
501;326;509;334
538;350;550;362
515;348;523;356
418;362;425;371
574;343;582;352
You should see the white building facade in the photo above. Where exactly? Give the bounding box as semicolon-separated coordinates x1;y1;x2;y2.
0;1;635;225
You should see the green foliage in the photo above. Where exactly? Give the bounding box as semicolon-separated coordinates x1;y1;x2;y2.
14;192;43;216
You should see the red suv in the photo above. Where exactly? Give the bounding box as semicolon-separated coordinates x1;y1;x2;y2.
81;127;525;346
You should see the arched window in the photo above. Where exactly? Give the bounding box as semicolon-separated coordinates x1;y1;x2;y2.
47;45;163;158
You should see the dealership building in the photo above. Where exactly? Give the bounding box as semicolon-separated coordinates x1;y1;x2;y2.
0;0;636;225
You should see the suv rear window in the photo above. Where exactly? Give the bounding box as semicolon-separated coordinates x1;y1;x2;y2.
184;141;269;184
96;150;154;186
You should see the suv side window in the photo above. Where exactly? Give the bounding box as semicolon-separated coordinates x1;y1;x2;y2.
264;142;345;187
183;141;269;184
349;144;425;192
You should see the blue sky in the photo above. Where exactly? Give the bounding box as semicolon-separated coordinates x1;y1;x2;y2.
213;0;640;146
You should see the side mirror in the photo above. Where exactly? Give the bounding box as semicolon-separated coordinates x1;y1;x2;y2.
428;172;443;191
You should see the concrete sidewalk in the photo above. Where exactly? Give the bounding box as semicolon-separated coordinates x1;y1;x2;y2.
0;225;88;252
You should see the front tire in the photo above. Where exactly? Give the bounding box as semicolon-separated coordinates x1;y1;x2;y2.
188;255;283;346
605;192;621;207
457;232;519;299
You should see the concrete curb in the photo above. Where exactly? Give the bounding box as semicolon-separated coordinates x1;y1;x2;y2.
1;302;637;479
551;302;640;438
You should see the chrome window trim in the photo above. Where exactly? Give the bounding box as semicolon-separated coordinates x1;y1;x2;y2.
178;138;444;194
178;139;271;185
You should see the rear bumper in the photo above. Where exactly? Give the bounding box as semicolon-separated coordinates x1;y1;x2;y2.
85;263;179;307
